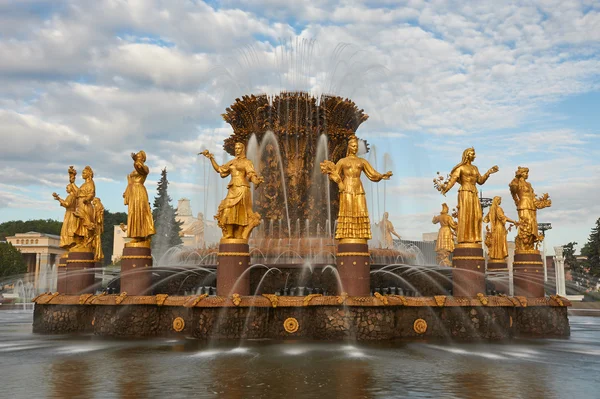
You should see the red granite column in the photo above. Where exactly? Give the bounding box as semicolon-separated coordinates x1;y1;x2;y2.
513;250;545;297
120;246;153;295
217;241;250;296
486;261;509;295
336;240;370;297
452;244;486;297
65;251;95;294
57;255;68;293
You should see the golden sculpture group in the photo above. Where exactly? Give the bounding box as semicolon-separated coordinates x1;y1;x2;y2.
434;148;551;265
53;137;551;296
53;166;104;262
54;150;157;263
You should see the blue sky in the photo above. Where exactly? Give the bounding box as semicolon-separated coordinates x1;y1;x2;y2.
0;0;599;254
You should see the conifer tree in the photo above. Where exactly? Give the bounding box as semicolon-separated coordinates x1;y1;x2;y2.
152;168;183;261
581;218;600;284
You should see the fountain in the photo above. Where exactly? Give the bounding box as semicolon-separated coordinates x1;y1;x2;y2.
31;92;570;341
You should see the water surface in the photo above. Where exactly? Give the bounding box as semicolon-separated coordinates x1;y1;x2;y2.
1;310;598;398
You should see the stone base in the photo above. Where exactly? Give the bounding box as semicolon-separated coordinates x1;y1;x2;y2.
336;243;370;296
452;245;485;297
57;255;68;293
32;294;571;340
65;251;95;294
217;242;250;296
121;247;153;295
514;251;545;297
487;262;509;295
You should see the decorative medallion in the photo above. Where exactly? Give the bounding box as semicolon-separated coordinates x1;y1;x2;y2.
413;318;428;334
172;317;185;332
283;317;299;333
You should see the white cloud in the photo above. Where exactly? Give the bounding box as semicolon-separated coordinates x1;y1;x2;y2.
0;0;599;253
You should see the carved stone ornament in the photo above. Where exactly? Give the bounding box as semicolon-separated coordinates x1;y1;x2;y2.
413;318;428;334
283;317;299;333
172;317;185;332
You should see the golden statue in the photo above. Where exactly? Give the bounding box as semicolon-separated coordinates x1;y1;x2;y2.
432;203;457;266
379;212;401;249
483;196;517;262
73;165;96;250
509;166;551;251
52;166;78;250
92;197;104;263
320;135;392;242
123;150;155;247
435;147;498;244
199;142;263;240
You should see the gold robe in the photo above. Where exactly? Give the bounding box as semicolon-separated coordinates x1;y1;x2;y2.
483;206;509;261
216;157;259;227
58;183;78;248
124;162;155;239
74;180;96;239
448;164;486;243
333;155;384;240
433;213;457;253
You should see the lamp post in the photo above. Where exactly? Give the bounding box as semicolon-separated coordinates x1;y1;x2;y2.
554;245;565;296
539;222;552;284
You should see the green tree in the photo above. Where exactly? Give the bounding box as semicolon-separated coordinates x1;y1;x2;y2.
0;242;26;280
562;241;590;291
0;219;61;240
102;209;128;266
581;219;600;277
152;168;182;261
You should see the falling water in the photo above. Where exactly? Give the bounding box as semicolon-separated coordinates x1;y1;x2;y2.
310;134;332;237
258;131;291;238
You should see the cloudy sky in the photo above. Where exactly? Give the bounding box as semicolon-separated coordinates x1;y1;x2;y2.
1;0;599;253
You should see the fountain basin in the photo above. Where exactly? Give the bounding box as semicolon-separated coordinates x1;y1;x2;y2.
32;294;570;341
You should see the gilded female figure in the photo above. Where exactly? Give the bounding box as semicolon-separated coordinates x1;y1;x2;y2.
432;203;457;266
92;197;104;262
200;142;263;240
379;212;401;249
439;148;498;244
321;135;392;241
509;166;551;251
52;166;79;249
123;150;155;245
73;165;96;247
483;196;517;262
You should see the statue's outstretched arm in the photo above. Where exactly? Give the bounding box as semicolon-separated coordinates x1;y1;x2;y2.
477;165;499;185
362;159;392;182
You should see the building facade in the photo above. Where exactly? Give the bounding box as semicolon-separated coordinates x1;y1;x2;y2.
5;232;65;291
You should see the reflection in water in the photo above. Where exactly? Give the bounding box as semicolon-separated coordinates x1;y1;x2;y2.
206;343;375;398
114;348;149;399
50;359;92;399
1;312;600;398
